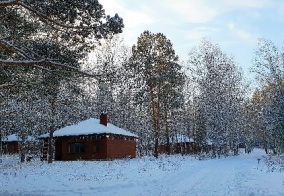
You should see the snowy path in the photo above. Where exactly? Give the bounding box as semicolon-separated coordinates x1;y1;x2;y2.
158;158;240;195
138;151;283;196
1;149;284;196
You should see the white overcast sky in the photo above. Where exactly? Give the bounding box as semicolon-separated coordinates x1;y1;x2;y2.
102;0;284;78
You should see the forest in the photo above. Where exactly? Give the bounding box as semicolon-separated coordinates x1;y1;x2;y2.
1;0;284;163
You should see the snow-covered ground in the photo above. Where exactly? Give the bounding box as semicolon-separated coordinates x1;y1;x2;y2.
1;149;283;196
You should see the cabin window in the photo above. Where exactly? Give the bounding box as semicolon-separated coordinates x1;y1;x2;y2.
93;141;100;153
68;143;85;153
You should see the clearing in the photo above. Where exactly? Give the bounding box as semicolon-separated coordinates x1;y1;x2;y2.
0;149;283;196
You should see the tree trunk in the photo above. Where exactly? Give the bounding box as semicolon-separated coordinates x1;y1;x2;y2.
19;134;26;163
155;81;161;157
48;96;56;163
20;153;25;163
165;107;170;155
154;134;159;158
149;81;159;158
0;132;2;157
48;128;54;163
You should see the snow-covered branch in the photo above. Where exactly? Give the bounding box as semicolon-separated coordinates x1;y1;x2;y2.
2;1;93;31
18;2;82;30
0;59;100;77
0;0;18;7
0;1;124;79
0;83;19;89
0;39;32;59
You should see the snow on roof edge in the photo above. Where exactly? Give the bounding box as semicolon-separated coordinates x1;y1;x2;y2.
1;134;36;142
39;118;138;138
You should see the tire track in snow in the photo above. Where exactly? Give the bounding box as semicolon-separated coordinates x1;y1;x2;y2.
154;157;241;196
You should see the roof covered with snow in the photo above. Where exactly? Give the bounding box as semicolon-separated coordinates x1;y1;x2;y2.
1;134;36;142
40;118;138;138
172;135;195;143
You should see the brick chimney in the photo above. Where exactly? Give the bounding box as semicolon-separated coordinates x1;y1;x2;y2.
100;113;107;126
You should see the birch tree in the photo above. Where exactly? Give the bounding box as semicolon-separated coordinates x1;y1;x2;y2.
252;39;284;154
187;39;244;157
88;36;131;119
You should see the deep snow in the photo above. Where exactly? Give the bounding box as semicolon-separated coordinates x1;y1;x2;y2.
0;149;283;196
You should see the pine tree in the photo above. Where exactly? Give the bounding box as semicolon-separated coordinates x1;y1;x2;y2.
129;30;184;157
0;0;124;73
1;1;124;163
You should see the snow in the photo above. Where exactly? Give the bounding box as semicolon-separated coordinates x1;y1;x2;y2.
1;149;283;196
39;118;138;138
0;1;18;6
1;134;36;142
171;134;194;143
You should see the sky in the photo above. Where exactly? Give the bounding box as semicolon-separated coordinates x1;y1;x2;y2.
102;0;284;81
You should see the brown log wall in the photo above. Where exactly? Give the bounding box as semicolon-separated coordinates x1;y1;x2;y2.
55;134;136;161
106;138;136;159
3;142;19;154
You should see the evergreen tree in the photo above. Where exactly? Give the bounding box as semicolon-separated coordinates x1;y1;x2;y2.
129;30;184;157
0;0;124;72
1;0;124;162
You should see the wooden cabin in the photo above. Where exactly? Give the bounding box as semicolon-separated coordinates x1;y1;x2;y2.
157;135;212;155
1;134;38;155
158;136;198;155
40;114;138;161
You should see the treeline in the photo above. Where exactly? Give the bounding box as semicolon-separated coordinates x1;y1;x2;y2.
1;1;283;160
